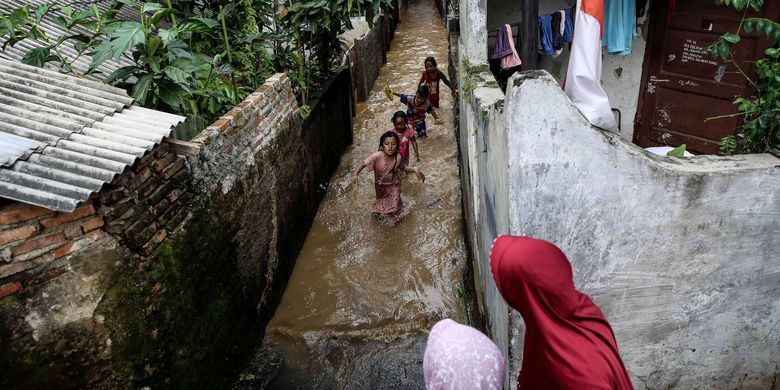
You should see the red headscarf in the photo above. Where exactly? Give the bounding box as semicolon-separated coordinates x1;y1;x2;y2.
490;235;634;390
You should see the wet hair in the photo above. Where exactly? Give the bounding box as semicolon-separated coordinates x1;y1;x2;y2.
391;111;408;124
424;56;437;67
378;131;400;152
417;85;430;97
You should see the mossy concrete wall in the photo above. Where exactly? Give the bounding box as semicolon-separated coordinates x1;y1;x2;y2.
0;70;354;389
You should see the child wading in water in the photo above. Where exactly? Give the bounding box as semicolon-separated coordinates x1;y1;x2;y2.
389;85;440;138
418;56;457;109
351;132;425;223
390;111;419;163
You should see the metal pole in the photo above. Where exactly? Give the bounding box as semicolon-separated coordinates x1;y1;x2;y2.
520;0;539;70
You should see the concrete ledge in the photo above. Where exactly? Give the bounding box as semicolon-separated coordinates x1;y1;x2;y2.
500;71;779;389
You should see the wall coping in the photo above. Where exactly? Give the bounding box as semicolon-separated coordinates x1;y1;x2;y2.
470;69;780;173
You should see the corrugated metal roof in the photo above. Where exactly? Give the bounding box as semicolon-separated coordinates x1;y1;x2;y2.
0;0;140;81
0;132;41;167
0;59;185;212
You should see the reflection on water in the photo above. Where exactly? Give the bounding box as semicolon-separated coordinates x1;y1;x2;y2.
247;0;467;387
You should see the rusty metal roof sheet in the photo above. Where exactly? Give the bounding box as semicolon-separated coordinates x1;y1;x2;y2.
0;59;184;212
0;0;139;81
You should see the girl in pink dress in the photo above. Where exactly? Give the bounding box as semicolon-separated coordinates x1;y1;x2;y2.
390;111;419;164
351;132;425;223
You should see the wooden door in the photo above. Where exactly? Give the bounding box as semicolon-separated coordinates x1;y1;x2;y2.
634;0;779;155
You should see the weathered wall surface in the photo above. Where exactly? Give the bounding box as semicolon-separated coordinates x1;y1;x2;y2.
0;137;195;388
348;14;393;102
456;61;518;388
0;70;354;388
459;69;780;389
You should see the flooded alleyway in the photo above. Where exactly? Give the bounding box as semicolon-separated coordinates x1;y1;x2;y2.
243;0;470;388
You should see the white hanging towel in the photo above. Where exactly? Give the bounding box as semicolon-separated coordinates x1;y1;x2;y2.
563;0;617;132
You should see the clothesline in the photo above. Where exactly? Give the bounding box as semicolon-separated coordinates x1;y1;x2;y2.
487;22;522;36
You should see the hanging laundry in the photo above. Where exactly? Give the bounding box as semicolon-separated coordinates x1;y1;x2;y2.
501;25;522;69
552;10;566;57
603;0;636;55
491;24;514;59
564;0;618;131
558;10;567;39
563;7;575;43
539;14;554;56
491;24;522;69
551;12;564;51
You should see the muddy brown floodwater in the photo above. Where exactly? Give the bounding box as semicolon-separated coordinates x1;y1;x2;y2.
241;1;470;388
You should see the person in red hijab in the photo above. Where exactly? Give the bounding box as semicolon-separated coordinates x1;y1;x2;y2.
490;235;634;390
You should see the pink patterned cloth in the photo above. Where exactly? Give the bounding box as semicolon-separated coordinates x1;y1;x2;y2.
501;24;523;69
392;125;416;164
423;319;506;390
363;151;405;216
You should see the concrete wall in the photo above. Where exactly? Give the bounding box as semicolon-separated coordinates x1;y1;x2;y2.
458;0;486;65
0;71;354;388
458;69;780;389
346;14;394;102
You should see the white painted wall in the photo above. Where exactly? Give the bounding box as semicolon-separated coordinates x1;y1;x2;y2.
458;69;780;389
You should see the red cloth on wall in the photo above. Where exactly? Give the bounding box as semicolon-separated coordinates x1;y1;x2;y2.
490;236;634;390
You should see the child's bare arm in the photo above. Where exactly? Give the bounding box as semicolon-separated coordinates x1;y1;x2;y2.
441;75;454;90
418;74;425;87
411;137;420;162
402;165;425;182
351;163;367;184
441;75;458;97
430;110;440;120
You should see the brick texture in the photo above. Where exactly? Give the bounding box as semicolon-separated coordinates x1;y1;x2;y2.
0;282;21;298
0;204;52;225
0;225;38;246
97;138;198;256
0;74;294;294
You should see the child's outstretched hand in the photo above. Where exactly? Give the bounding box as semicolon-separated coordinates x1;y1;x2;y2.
451;90;459;98
384;85;394;101
350;174;358;185
415;169;425;183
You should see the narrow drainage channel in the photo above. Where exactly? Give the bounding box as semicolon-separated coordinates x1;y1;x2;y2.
239;0;474;387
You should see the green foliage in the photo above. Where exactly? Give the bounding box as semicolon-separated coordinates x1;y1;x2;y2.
665;143;687;157
0;3;114;75
298;104;311;119
1;0;396;123
707;0;780;154
720;135;738;156
0;1;244;124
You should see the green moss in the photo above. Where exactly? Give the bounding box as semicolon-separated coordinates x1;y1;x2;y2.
99;197;262;389
0;341;61;389
466;64;491;75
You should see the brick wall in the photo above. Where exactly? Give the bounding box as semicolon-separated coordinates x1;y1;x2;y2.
0;138;200;300
0;201;107;298
0;74;297;302
191;73;298;194
98;140;198;256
